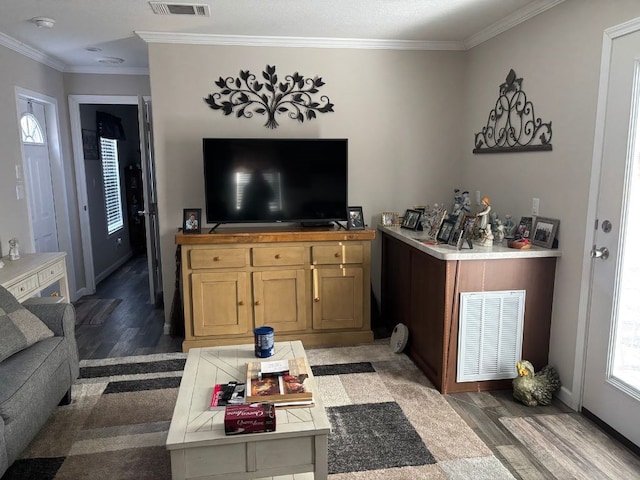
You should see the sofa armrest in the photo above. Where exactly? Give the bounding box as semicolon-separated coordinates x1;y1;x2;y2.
24;303;76;338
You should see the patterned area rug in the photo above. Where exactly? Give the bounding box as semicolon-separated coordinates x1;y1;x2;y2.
3;344;514;479
500;414;640;480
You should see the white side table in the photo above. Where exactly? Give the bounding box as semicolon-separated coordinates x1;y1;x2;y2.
0;252;69;303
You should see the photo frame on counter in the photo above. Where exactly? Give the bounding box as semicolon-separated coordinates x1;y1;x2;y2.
515;216;533;239
451;213;477;250
401;209;422;230
381;212;397;227
531;217;559;248
437;217;456;243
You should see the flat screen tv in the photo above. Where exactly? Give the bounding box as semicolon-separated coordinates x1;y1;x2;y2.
203;138;348;226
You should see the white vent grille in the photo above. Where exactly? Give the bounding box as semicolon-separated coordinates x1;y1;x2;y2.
457;290;525;382
149;2;210;16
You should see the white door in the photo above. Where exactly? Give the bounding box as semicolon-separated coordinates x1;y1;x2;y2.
583;22;640;447
17;98;59;253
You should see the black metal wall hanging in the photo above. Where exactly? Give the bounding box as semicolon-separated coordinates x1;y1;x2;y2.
204;65;334;129
473;69;552;153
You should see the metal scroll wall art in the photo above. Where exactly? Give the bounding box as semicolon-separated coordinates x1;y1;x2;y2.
473;69;552;153
204;65;334;129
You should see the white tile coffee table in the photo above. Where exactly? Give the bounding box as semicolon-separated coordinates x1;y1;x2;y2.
167;341;330;480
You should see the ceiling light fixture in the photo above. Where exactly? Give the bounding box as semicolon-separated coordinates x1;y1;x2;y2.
86;47;102;52
31;17;56;29
97;57;125;64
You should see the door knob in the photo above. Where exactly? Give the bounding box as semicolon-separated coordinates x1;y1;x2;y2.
590;245;609;260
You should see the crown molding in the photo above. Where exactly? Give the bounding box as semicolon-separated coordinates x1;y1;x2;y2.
64;65;150;75
135;31;466;51
464;0;566;49
2;0;565;73
0;32;66;71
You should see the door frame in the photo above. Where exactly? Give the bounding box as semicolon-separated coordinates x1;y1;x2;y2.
14;86;76;298
575;16;640;411
68;94;141;296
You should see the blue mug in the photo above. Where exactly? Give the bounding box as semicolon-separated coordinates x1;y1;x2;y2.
254;326;275;358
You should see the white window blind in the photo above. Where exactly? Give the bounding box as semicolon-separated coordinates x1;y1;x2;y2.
100;137;124;235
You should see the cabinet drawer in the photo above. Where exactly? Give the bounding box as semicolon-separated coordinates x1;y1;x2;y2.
37;260;64;285
312;244;364;264
252;246;305;267
8;275;39;299
190;249;247;269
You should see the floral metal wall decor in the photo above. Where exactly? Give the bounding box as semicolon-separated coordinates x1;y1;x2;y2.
473;69;552;153
204;65;334;129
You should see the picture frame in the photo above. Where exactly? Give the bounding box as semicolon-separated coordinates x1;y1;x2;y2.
381;212;397;227
82;129;99;160
347;206;365;230
451;213;477;249
401;209;422;231
423;206;447;242
515;216;533;239
531;217;560;248
183;208;202;234
437;217;456;243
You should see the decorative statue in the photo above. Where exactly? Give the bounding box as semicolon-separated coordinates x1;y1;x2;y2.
476;196;492;229
452;189;463;215
461;191;471;213
493;218;505;242
8;238;20;261
475;197;494;246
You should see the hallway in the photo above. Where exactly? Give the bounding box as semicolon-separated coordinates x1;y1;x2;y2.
73;255;182;360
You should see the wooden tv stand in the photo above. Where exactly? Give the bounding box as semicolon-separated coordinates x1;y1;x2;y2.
176;226;375;351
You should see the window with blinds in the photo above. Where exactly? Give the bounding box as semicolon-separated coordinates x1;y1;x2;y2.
99;137;124;235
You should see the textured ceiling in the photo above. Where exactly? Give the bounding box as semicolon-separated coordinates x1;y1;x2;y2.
0;0;563;73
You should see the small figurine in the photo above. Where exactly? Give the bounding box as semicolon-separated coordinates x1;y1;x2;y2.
461;191;471;213
8;238;20;261
452;189;463;215
503;214;517;239
476;196;492;230
493;218;505;242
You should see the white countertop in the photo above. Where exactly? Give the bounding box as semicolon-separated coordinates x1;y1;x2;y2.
378;225;561;261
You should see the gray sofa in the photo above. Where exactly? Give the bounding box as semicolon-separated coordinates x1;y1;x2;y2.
0;287;79;477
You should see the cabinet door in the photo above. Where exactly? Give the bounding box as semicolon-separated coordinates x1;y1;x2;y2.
381;235;412;330
253;269;307;332
191;272;251;336
312;267;363;330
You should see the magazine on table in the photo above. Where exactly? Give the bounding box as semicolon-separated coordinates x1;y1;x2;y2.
245;357;314;406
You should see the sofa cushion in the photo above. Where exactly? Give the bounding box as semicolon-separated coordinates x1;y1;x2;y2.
0;336;66;422
0;286;53;363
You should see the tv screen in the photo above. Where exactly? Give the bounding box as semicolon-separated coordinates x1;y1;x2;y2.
203;138;348;225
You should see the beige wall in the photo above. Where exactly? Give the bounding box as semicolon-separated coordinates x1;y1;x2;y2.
64;73;151;97
0;48;151;298
148;43;466;325
463;0;640;405
0;45;75;268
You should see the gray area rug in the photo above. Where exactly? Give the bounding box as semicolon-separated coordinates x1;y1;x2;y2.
4;344;514;479
501;414;640;480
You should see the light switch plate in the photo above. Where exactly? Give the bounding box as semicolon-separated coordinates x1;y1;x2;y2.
532;197;540;216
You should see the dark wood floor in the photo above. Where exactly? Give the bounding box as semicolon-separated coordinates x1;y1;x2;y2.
74;254;182;359
73;256;639;478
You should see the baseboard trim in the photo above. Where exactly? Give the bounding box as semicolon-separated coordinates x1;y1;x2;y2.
581;407;640;456
95;252;133;285
556;385;579;410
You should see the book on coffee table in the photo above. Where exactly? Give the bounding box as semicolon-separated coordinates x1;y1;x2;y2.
209;381;246;410
246;357;313;406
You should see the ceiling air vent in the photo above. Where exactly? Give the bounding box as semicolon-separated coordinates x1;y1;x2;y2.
149;2;210;16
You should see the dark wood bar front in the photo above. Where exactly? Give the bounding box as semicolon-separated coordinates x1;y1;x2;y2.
380;226;560;394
